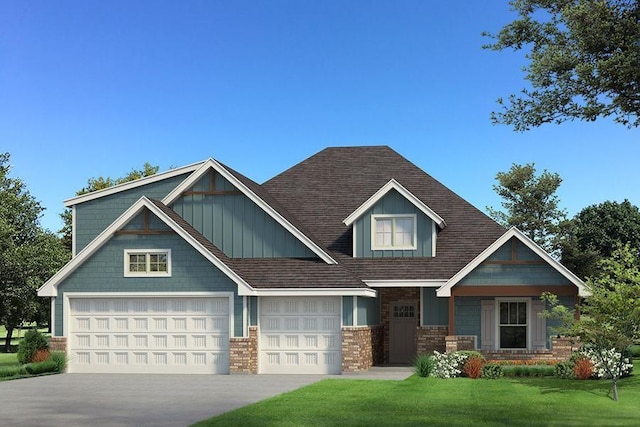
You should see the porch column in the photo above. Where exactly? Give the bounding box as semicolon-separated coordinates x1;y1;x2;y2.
448;293;455;335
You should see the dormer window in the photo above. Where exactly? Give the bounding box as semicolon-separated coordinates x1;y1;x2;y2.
371;214;417;250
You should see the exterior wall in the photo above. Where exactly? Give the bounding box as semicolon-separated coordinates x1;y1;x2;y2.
229;326;258;374
55;232;244;337
417;326;448;354
353;189;434;258
172;171;315;259
379;287;420;363
74;174;189;252
551;336;581;359
48;337;67;352
357;295;380;326
454;296;484;346
422;288;448;325
445;335;476;352
341;326;383;372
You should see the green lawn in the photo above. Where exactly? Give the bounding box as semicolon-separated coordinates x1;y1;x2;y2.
0;352;19;367
194;361;640;427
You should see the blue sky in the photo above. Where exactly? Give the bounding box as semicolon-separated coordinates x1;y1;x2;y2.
2;1;638;233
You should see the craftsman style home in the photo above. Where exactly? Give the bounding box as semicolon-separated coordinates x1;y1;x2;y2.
39;146;586;374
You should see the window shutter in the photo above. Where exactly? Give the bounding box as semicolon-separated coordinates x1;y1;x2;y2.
480;300;495;350
531;300;547;350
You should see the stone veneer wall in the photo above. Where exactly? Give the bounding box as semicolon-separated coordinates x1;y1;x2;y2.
342;326;384;372
551;336;581;360
49;337;67;352
379;287;420;364
445;335;476;353
417;326;448;355
229;326;258;374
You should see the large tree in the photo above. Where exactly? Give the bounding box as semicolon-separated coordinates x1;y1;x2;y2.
487;163;566;252
560;199;640;278
0;153;69;351
485;0;640;130
60;162;160;251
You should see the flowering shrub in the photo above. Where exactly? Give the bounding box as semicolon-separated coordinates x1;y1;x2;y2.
582;347;634;379
430;351;467;379
481;363;503;379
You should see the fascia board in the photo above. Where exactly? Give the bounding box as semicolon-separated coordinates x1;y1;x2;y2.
162;158;338;265
238;287;377;297
437;227;588;297
343;179;446;228
63;161;204;207
364;279;447;288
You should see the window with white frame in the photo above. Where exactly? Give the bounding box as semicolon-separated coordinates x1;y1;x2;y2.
124;250;171;277
371;214;417;250
499;301;527;349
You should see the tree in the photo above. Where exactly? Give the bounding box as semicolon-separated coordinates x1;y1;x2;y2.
0;153;69;351
487;163;566;252
561;200;640;278
544;243;640;401
59;163;160;251
484;0;640;130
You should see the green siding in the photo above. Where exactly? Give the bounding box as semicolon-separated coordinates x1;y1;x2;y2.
172;171;315;258
75;174;189;252
357;296;380;326
422;288;448;325
354;189;434;258
342;296;353;326
55;232;244;337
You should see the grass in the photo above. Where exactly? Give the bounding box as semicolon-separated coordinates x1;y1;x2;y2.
194;361;640;427
0;352;19;367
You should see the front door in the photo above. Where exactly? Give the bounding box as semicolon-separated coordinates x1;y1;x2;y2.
389;303;417;364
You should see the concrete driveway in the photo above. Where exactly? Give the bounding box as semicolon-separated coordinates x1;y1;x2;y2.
0;373;325;427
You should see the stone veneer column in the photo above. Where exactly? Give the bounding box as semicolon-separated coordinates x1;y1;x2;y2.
416;326;448;355
229;326;258;374
551;336;581;360
445;335;476;353
342;327;373;372
48;337;67;352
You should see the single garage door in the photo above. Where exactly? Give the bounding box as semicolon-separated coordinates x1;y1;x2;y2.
259;296;342;374
68;296;230;374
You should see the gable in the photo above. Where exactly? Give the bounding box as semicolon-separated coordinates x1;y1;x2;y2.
352;189;436;258
171;170;317;258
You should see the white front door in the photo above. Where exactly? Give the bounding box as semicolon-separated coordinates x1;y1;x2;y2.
259;296;342;374
68;296;230;374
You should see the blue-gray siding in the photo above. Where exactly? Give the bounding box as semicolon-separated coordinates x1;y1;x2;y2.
342;296;353;326
56;232;244;337
74;174;189;252
422;288;448;325
171;171;315;258
353;189;434;258
357;296;380;326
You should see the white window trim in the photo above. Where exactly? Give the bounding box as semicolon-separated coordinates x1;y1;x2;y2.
495;297;531;350
124;249;172;277
371;214;417;251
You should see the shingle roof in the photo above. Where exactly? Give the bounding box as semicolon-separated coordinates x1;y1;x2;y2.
263;146;506;280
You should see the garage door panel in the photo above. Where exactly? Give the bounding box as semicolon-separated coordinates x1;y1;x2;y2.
260;297;342;374
68;297;230;374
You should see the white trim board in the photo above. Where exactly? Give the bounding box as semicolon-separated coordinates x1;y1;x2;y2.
365;279;447;288
238;288;377;297
437;227;588;297
343;179;446;228
162;158;337;265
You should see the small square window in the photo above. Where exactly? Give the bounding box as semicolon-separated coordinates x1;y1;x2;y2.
124;250;171;277
371;215;417;250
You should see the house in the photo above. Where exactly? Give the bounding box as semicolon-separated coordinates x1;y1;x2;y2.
38;146;587;374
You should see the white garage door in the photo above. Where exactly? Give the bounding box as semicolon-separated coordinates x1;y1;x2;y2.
68;296;230;374
259;296;342;374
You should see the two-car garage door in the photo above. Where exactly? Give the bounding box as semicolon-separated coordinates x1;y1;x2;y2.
68;296;230;374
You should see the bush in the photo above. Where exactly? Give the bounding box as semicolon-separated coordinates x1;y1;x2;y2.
49;351;66;373
481;363;503;379
582;347;634;379
431;351;467;379
17;330;49;364
502;365;555;377
31;348;51;363
25;360;58;375
555;361;576;379
457;351;486;362
414;354;435;378
627;345;640;359
0;365;27;378
463;357;484;379
574;357;594;380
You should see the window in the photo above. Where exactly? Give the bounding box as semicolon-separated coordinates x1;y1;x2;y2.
124;250;171;277
371;214;417;250
499;301;527;349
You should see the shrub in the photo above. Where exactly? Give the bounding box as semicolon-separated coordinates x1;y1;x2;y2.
573;357;594;380
462;356;484;379
0;365;27;378
582;347;634;379
431;351;467;379
503;365;554;377
627;344;640;359
555;361;576;379
414;354;435;378
17;330;49;364
457;351;486;362
49;351;67;373
481;363;503;379
31;348;51;363
25;360;58;375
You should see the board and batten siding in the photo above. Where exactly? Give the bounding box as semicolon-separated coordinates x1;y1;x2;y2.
353;189;434;258
171;171;315;259
422;288;448;326
55;233;244;337
74;174;189;253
